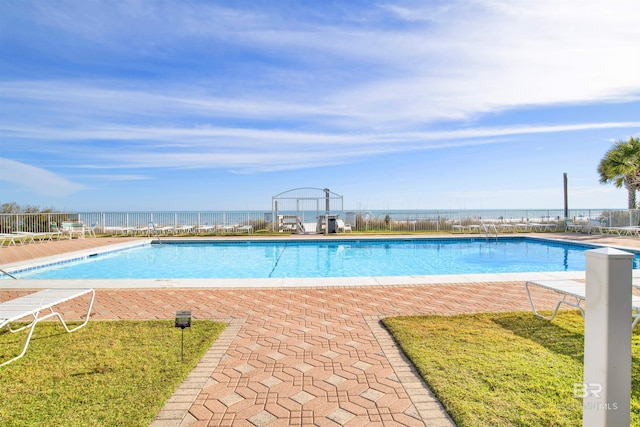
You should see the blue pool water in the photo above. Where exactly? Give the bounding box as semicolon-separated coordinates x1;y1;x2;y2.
11;237;638;280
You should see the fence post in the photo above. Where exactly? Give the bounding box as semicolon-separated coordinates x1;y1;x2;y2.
583;247;632;427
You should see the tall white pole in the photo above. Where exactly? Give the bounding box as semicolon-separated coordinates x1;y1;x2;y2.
583;247;632;427
563;173;569;219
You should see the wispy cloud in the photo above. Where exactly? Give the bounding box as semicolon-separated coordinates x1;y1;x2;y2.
0;158;87;195
3;120;637;173
4;119;638;144
78;174;151;181
3;1;639;132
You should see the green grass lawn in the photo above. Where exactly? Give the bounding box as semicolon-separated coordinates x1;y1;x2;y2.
383;311;640;427
0;320;225;427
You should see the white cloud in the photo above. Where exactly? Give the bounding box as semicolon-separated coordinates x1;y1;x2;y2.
4;1;639;131
3;119;638;145
0;158;87;195
1;120;638;174
328;1;640;125
78;174;151;181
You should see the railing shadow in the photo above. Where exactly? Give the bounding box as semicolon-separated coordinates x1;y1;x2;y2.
490;311;584;362
490;311;640;408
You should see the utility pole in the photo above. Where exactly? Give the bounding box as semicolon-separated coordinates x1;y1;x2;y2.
563;173;569;219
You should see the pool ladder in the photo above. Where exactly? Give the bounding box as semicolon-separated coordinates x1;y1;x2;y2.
481;222;499;240
149;222;162;244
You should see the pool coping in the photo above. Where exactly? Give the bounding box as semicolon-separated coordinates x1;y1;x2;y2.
0;239;152;277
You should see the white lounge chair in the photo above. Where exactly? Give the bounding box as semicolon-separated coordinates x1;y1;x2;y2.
194;224;216;234
0;234;17;247
497;223;516;233
0;233;30;246
237;225;253;234
174;225;194;234
565;220;584;232
133;225;151;235
109;225;137;235
154;225;175;235
60;221;86;239
528;223;557;232
49;223;63;240
13;231;52;243
612;226;640;237
0;288;95;367
451;221;468;233
219;224;237;233
336;219;352;233
525;279;640;327
467;224;482;233
85;222;100;237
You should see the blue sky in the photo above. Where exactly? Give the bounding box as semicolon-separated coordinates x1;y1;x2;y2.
1;0;639;212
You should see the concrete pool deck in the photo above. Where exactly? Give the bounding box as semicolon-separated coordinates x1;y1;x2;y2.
2;233;640;426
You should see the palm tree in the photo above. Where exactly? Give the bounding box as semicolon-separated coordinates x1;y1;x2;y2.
598;137;640;209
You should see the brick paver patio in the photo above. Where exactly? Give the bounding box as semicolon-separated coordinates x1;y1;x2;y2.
2;233;639;426
0;282;558;426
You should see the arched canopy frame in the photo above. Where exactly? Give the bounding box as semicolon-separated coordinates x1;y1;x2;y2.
272;187;344;232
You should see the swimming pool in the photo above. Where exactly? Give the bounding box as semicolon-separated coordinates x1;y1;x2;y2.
9;237;638;280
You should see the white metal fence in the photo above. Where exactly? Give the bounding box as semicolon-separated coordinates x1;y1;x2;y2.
1;209;636;234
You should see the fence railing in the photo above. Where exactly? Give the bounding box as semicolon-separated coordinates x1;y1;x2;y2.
0;209;636;235
0;213;80;234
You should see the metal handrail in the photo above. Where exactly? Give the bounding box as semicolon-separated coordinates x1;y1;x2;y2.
149;222;161;244
482;222;499;239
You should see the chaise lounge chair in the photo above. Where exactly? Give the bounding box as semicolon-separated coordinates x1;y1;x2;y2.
0;288;95;367
219;224;237;233
451;221;468;233
0;233;30;246
525;279;640;327
60;221;86;239
174;225;194;234
194;224;216;234
237;224;254;234
12;231;51;244
49;223;64;240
